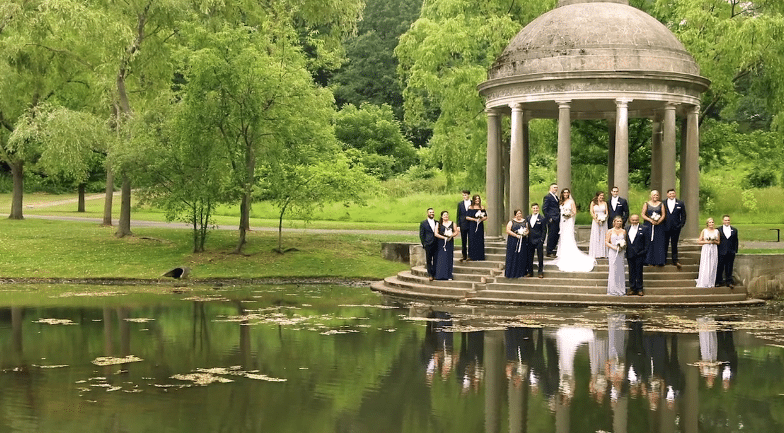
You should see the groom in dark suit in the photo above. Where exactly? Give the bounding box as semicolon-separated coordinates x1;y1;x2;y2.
716;214;739;288
419;208;438;280
457;190;472;261
526;203;546;278
663;188;686;269
608;186;629;228
542;183;560;257
625;214;650;296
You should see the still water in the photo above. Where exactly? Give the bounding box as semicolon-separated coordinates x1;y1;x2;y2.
1;284;784;433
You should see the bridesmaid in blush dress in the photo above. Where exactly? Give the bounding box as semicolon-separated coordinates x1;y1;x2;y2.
642;190;666;266
466;195;487;261
605;216;627;296
434;211;459;280
589;191;608;258
696;218;720;288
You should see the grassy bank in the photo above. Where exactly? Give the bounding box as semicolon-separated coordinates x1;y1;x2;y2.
0;219;412;280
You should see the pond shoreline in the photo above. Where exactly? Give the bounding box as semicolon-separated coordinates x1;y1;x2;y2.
0;277;376;288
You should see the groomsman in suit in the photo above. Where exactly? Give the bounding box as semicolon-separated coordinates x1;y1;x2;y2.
625;214;650;296
419;208;438;281
457;190;472;262
716;214;739;288
543;183;560;257
526;203;546;278
608;186;629;228
663;188;687;269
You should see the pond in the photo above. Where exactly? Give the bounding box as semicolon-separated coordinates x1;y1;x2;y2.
1;284;784;433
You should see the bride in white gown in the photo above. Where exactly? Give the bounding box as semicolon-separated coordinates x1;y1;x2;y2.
550;188;596;272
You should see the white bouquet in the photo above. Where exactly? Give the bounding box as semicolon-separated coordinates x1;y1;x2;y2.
616;239;626;250
517;226;529;237
474;210;484;219
597;214;607;224
561;207;574;219
444;228;453;237
705;232;718;242
651;212;661;222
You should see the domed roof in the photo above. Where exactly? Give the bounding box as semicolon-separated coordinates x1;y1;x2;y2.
488;0;701;80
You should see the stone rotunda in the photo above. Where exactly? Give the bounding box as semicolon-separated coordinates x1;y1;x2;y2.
477;0;709;238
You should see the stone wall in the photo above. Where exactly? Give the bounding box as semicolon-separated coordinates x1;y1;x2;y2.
381;242;412;264
735;254;784;300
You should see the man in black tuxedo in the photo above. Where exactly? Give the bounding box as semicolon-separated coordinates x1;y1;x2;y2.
716;214;739;288
542;183;560;257
608;186;629;228
663;188;687;269
526;203;546;278
625;214;650;296
457;190;472;261
419;208;438;281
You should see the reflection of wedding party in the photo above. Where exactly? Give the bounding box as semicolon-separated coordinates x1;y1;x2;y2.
419;185;739;295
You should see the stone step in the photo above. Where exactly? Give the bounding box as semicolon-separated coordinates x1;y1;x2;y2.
381;276;472;299
485;281;736;295
466;290;750;305
397;271;475;289
491;276;707;288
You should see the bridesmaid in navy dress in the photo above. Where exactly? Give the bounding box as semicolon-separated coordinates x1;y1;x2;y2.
434;211;459;280
466;195;487;261
642;190;666;266
504;209;529;278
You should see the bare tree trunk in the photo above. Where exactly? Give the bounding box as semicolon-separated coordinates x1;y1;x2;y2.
234;143;255;254
115;175;132;237
77;183;86;212
8;160;24;220
103;168;114;226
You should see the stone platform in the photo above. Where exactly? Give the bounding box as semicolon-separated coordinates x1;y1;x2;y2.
371;240;764;307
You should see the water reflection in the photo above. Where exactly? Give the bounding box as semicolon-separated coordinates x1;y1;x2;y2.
1;287;784;432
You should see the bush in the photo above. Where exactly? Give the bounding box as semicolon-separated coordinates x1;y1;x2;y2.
743;166;778;188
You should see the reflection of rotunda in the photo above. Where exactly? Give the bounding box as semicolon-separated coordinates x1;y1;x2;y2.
478;0;708;237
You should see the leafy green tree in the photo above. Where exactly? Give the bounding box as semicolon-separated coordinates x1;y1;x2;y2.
395;0;557;187
335;103;417;180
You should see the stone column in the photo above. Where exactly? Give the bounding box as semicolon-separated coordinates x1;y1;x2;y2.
486;109;503;237
662;103;677;193
608;116;616;191
614;98;631;198
485;331;504;433
650;111;663;192
557;100;572;189
522;112;530;212
509;104;528;215
682;105;700;237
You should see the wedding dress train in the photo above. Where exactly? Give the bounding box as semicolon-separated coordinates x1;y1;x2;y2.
550;199;596;272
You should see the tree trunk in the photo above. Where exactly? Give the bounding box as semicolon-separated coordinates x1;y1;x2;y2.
235;194;249;253
115;175;132;237
103;168;114;226
77;183;86;212
8;160;24;220
234;143;255;254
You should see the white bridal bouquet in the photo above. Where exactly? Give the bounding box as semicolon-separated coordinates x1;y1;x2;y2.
561;207;574;219
444;227;453;237
517;226;529;237
705;232;718;241
474;210;484;219
597;214;607;224
651;212;661;222
616;239;626;250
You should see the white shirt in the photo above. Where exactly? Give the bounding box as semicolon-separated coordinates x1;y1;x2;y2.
629;225;638;242
611;196;619;210
463;200;471;210
428;218;436;232
668;198;676;213
723;225;732;238
529;214;538;227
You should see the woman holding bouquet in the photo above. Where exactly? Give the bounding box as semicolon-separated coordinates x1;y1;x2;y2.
550;188;596;272
696;217;720;288
434;211;459;280
465;195;487;261
641;190;666;266
504;209;529;278
605;216;627;295
589;191;609;258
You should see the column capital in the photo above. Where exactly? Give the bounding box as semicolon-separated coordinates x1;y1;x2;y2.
615;97;633;106
688;104;701;115
555;99;571;108
509;102;524;112
486;108;501;117
664;101;678;110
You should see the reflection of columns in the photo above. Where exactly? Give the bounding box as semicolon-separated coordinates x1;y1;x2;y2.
12;307;23;355
662;103;677;193
613;394;629;433
556;101;572;189
509;104;527;214
485;331;504;433
487;109;502;237
103;307;114;356
614;98;631;198
651;112;663;192
507;365;528;433
682;106;700;237
608;117;616;191
679;335;700;433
